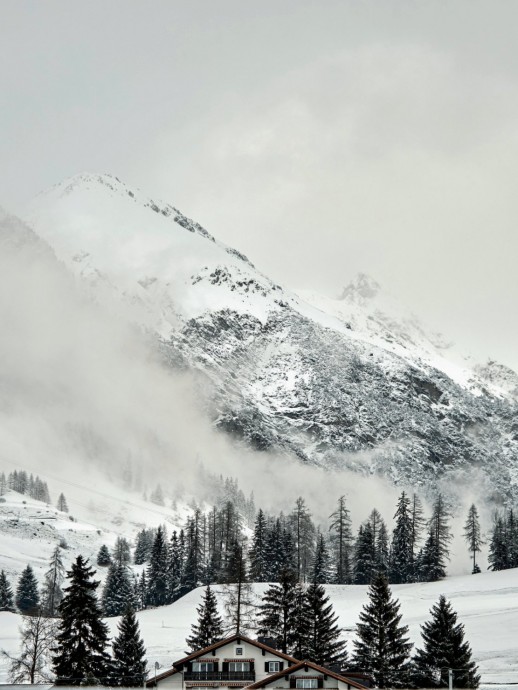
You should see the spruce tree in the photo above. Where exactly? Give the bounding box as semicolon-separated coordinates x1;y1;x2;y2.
53;555;112;685
390;491;414;584
352;573;412;688
102;563;135;617
463;504;484;574
16;564;40;614
134;529;154;565
418;529;445;582
249;509;269;582
97;544;112;567
0;569;15;611
289;497;316;583
427;494;452;578
186;585;224;651
56;493;68;513
354;523;376;584
412;596;480;688
306;583;348;667
291;582;311;660
488;515;508;571
113;537;131;566
329;495;353;584
146;526;169;607
112;606;147;686
257;569;299;654
312;532;331;584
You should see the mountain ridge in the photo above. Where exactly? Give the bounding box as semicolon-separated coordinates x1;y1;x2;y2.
21;173;518;501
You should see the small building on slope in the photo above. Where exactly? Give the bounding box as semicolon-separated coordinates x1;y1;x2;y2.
146;634;366;690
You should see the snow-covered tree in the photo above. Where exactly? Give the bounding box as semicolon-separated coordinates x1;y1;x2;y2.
16;564;40;614
56;493;68;513
390;491;414;584
146;525;169;607
102;563;135;617
312;532;331;584
0;569;15;611
289;497;316;583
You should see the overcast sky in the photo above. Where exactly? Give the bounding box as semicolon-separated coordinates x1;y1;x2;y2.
2;1;518;369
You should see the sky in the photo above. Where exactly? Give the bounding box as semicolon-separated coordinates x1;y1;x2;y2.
2;0;518;369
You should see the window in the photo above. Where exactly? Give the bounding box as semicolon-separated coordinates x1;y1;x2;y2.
229;663;250;672
236;648;243;655
296;680;318;689
192;663;214;673
268;662;281;673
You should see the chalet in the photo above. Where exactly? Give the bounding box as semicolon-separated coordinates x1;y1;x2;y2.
147;634;366;690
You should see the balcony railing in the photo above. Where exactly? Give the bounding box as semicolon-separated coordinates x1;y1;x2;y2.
185;672;255;682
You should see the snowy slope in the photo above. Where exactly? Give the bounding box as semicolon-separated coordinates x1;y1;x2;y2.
21;174;518;501
2;571;518;686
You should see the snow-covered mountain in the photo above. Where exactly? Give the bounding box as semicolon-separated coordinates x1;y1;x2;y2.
22;173;518;501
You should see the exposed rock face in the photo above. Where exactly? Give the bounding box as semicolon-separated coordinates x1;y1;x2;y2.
23;174;518;501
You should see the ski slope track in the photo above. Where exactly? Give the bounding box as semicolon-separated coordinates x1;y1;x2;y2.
1;570;518;687
23;173;518;501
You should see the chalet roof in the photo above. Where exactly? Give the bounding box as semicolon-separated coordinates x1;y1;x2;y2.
147;634;299;687
246;660;366;690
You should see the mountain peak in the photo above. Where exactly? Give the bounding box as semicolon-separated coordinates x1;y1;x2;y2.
339;273;381;303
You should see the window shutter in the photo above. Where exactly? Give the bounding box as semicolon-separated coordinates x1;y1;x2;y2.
318;679;324;688
222;662;229;672
250;662;255;671
280;663;284;672
290;679;296;689
265;663;269;672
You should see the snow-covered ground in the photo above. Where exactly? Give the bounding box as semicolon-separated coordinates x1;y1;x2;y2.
1;570;517;686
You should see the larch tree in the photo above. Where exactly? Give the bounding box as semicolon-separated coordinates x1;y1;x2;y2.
3;614;57;683
329;495;353;584
463;504;484;574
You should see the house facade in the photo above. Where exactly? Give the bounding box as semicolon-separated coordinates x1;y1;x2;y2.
147;635;365;690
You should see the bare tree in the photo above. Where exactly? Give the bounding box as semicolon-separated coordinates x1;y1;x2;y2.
2;614;57;683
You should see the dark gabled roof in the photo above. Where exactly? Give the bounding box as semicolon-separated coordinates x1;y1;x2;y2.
146;634;299;687
246;660;367;690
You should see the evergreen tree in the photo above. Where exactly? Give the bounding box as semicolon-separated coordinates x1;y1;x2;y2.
376;522;390;577
264;518;286;582
506;510;518;569
412;596;480;688
352;573;412;688
0;569;15;611
41;545;65;617
418;529;445;582
16;564;40;614
102;563;135;617
488;514;508;571
134;529;154;565
312;532;331;584
53;555;112;685
97;544;112;567
146;525;169;607
56;493;68;513
354;523;376;584
186;585;224;651
390;491;414;584
112;606;147;687
183;511;204;593
463;504;484;574
291;582;311;660
167;530;184;603
249;509;269;582
426;494;452;578
150;484;165;506
257;569;299;654
306;583;348;667
410;494;426;567
0;471;6;495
